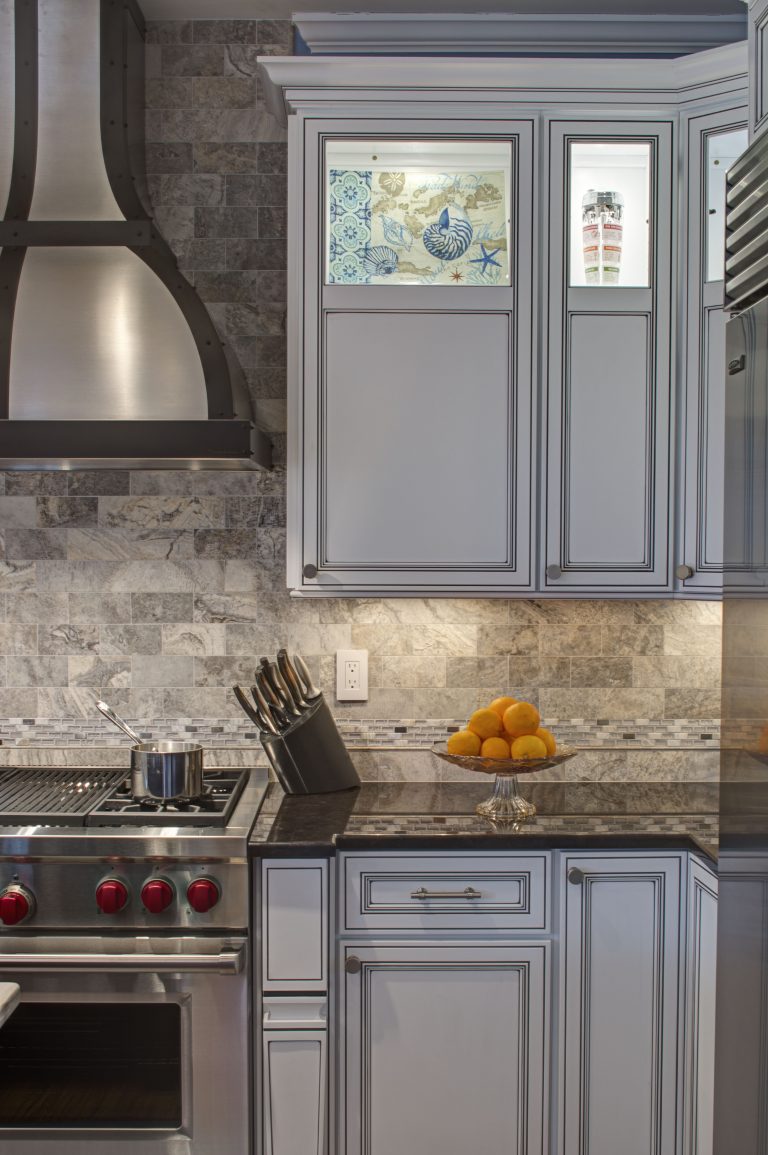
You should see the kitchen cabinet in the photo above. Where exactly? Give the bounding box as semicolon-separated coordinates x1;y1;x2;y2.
261;51;748;597
559;853;683;1155
683;858;718;1155
257;847;716;1155
749;0;768;141
679;109;749;594
543;122;673;591
340;941;548;1155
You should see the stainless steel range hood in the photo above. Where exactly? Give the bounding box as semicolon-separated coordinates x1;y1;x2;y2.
0;0;272;470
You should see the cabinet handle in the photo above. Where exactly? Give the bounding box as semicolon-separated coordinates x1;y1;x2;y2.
410;886;483;900
303;563;318;579
345;955;362;974
567;868;585;886
675;563;694;580
546;564;562;581
728;354;746;375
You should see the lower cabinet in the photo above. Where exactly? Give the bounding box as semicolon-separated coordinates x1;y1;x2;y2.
560;854;683;1155
339;942;548;1155
257;849;718;1155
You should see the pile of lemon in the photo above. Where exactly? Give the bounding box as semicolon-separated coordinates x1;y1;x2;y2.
446;697;557;761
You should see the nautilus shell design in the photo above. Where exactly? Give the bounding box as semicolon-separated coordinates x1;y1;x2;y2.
379;171;406;196
361;245;399;276
422;207;474;261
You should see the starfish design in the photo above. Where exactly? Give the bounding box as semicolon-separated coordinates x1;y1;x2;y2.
450;270;464;282
470;244;502;273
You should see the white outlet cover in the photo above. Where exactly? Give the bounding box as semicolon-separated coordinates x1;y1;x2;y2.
336;648;369;701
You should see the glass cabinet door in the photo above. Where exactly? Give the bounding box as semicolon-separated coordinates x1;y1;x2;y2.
569;140;652;288
324;139;513;286
706;126;748;283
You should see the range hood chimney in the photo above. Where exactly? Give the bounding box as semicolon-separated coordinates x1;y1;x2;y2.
0;0;272;470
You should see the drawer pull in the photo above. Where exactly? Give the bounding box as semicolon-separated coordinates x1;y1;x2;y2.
410;886;483;900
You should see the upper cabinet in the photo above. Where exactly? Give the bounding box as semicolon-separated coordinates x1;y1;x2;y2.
260;49;748;597
749;0;768;141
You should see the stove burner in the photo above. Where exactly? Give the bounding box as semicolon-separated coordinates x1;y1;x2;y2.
88;770;248;827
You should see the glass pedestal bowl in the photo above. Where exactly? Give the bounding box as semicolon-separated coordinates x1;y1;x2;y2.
431;742;579;824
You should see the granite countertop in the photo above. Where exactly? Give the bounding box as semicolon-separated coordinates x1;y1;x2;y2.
250;780;719;863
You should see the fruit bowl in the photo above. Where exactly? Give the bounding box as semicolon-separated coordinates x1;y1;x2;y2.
432;741;579;823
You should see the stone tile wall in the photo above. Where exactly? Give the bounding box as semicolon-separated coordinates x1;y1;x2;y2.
0;18;723;774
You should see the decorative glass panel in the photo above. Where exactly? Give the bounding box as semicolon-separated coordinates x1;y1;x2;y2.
325;139;512;286
706;127;748;283
569;141;652;288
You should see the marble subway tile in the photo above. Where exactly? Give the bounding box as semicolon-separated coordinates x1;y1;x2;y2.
161;44;225;75
193;76;257;109
225;174;287;206
633;655;721;689
39;625;99;655
7;592;67;624
194;656;263;686
478;620;539;656
102;560;225;593
195;207;260;238
4;472;67;495
194;528;261;559
6;529;66;560
0;624;37;655
349;624;413;656
538;687;666;721
69;657;131;690
145;143;194;174
70;593;132;623
67;471;131;496
164;687;230;719
150;174;224;206
0;688;38;716
38;498;98;528
133;655;194;688
0;498;36;527
67;529;194;561
663;623;722;657
570;657;633;687
100;626;163;656
146;20;193;43
193;20;257;43
255;19;294;54
664;688;721;718
8;657;68;686
193;593;260;622
258;207;287;239
375;655;446;689
132;592;194;623
162;109;265;144
445;656;508;687
99;497;225;529
151;207;195;242
162;623;227;656
0;562;36;592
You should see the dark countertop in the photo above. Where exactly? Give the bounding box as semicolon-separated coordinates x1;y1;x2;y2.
250;780;719;863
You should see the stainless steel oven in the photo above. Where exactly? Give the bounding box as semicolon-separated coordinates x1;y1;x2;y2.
0;933;250;1155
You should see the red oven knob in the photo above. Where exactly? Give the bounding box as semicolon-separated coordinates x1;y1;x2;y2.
0;884;35;926
96;878;129;915
187;877;220;914
141;878;174;914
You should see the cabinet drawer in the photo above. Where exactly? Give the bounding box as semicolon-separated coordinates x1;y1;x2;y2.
341;853;550;932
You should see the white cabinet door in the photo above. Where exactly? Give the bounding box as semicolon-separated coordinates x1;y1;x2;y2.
683;858;718;1155
341;941;548;1155
560;854;682;1155
750;0;768;141
289;116;535;595
263;1031;327;1155
679;108;748;594
544;120;674;592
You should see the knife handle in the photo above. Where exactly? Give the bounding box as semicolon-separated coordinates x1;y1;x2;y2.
277;649;309;709
292;652;322;700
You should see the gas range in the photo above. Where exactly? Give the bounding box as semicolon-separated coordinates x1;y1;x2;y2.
0;763;269;932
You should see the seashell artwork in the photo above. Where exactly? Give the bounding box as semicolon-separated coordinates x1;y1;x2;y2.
379;172;406;196
422;207;474;261
361;245;399;276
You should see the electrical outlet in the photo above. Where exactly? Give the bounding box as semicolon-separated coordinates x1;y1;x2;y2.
336;648;368;701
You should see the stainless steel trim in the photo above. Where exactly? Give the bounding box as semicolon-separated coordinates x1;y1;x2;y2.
410;886;483;900
0;945;245;974
726;132;768;310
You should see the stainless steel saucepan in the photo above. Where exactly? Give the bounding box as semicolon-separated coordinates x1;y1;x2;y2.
96;700;204;800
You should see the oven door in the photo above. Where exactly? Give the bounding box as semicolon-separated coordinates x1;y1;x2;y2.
0;934;249;1155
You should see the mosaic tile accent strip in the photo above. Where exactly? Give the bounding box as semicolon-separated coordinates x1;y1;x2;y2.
0;716;720;748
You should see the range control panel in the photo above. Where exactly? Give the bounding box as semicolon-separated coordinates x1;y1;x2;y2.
0;862;246;930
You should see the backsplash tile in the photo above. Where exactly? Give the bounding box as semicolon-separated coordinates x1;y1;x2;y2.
0;19;725;785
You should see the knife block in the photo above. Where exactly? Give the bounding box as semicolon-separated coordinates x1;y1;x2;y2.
260;696;360;794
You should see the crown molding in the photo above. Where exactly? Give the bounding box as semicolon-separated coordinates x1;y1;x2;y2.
292;11;747;56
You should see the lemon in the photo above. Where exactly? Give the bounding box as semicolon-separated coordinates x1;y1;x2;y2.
481;736;510;758
446;729;482;756
468;708;503;740
511;734;548;760
536;727;557;756
488;695;517;719
502;701;541;737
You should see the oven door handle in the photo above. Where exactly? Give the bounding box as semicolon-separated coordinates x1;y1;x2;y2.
0;945;245;975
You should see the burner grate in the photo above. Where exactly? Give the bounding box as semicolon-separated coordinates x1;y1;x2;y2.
0;768;127;826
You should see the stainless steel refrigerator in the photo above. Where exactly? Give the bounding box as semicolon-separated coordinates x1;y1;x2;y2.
714;134;768;1153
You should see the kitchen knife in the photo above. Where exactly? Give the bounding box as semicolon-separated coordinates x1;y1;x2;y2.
262;659;302;718
292;652;322;701
252;677;289;732
232;684;278;735
277;648;309;710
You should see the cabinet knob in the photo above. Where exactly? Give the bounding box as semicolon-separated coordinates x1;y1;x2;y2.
567;867;585;886
728;354;746;376
303;563;318;580
546;564;562;581
345;955;362;975
675;564;694;580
